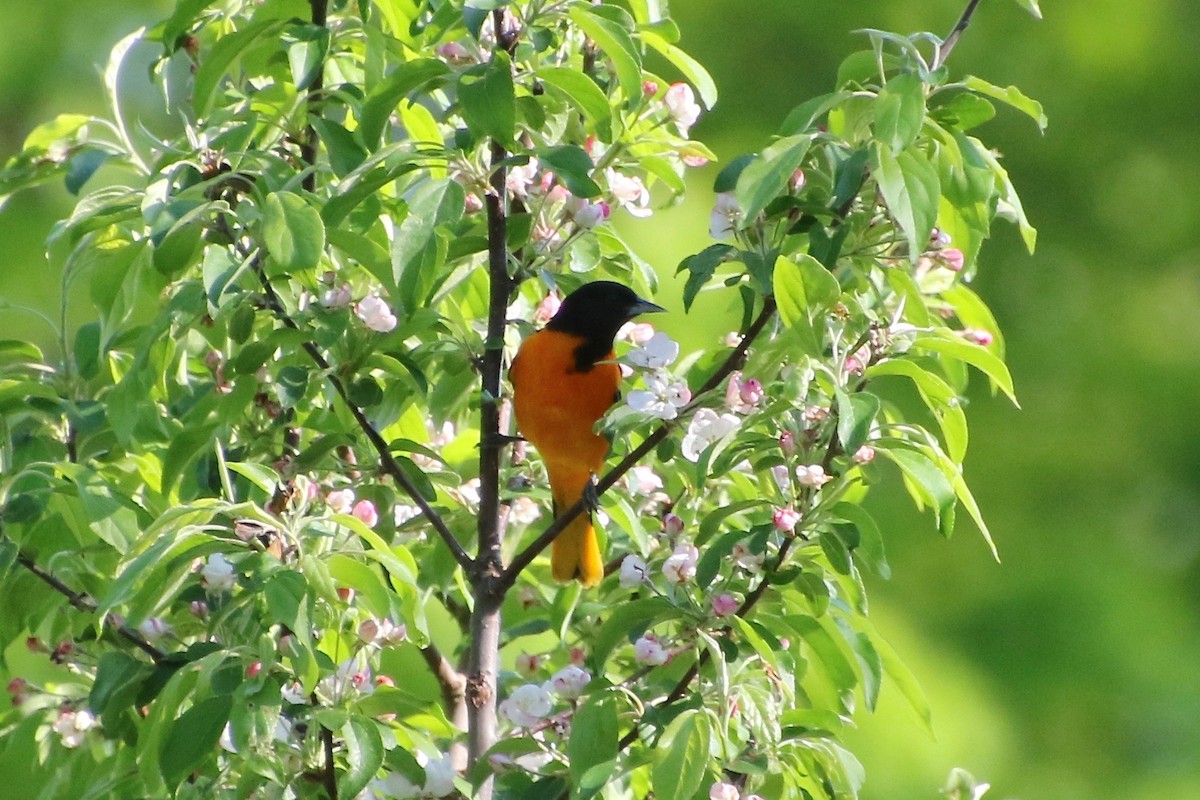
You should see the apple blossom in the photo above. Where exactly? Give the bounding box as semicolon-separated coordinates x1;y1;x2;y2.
725;371;763;413
619;321;657;345
619;554;649;588
359;617;406;646
642;79;660;97
853;445;876;464
546;665;590;698
627;465;664;496
355;295;398;333
459;478;481;506
681;408;741;462
731;542;764;573
281;681;306;705
52;708;96;749
634;633;669;666
626;331;680;369
246;661;262;679
435;41;473;64
939;247;965;272
571;198;610;229
201;552;236;593
790;167;807;193
321;658;374;701
709;192;741;239
189;600;209;620
664;83;701;136
627;370;692;420
499;683;554;728
394;503;421;525
773;507;802;532
710;783;741;800
796;464;833;488
509;496;541;524
779;430;797;455
138;617;170;642
515;653;542;676
319;283;353;309
506;158;539;197
326;487;355;514
663;512;685;537
711;593;740;618
606;169;652;217
352;499;379;527
534;292;561;325
662;542;700;584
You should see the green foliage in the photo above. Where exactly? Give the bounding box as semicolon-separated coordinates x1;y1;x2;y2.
0;2;1038;799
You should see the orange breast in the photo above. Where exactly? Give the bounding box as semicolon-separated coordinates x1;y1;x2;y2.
510;329;619;473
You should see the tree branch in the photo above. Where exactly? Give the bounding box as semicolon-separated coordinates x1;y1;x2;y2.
498;296;778;590
252;260;473;570
934;0;985;69
300;0;329;193
13;549;166;663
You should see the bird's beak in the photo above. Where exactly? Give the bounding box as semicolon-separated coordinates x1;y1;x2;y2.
628;297;666;317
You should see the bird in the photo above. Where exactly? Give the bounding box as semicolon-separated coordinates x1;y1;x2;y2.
509;281;665;586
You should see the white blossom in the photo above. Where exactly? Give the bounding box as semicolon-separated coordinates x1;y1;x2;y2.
710;783;741;800
509;496;542;524
499;682;554;728
627;371;691;420
627;466;663;496
664;83;702;136
606;169;652;217
52;709;95;749
662;543;700;584
626;331;680;369
796;464;833;488
201;553;236;593
545;665;590;699
619;554;649;588
681;408;740;462
138;617;170;642
320;283;353;309
355;295;398;333
709;192;741;239
634;633;669;666
281;681;306;705
326;487;355;514
320;658;374;701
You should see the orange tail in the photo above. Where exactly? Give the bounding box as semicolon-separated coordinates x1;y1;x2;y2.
548;467;603;587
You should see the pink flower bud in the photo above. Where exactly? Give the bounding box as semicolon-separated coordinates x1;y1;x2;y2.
711;593;739;618
662;543;699;584
352;499;379;528
515;653;542;676
634;633;669;666
569;646;586;666
773;507;801;532
535;292;562;324
710;782;740;800
853;445;876;464
962;328;994;347
662;513;685;537
6;677;27;696
26;637;46;653
337;587;355;603
246;662;263;678
790;168;807;192
779;431;796;455
939;248;965;272
375;675;396;688
464;192;484;213
739;378;764;407
642;79;660;97
189;600;210;620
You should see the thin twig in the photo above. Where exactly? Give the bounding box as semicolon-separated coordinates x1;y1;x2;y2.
498;296;778;589
300;0;329;193
253;261;472;570
14;550;167;663
934;0;984;69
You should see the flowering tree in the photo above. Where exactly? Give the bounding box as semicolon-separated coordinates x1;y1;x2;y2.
0;0;1042;798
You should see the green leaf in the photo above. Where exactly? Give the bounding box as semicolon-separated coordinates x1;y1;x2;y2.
931;92;996;131
676;243;736;311
263;191;325;274
264;571;309;636
1010;0;1043;18
780;91;850;136
591;597;676;666
784;614;858;692
340;716;385;799
641;30;717;109
193;18;283;116
735;134;811;225
873;72;926;152
773;253;840;328
651;709;710;800
458;51;515;146
877;444;956;536
974;140;1037;253
963;76;1047;131
872;142;941;260
90;651;148;718
283;22;329;90
537;66;614;139
834;388;880;453
865;622;933;734
311;118;368;177
569;695;618;798
359;59;450;147
911;329;1017;404
393;179;465;310
568;5;643;101
867;358;967;462
535;145;601;198
160;695;233;790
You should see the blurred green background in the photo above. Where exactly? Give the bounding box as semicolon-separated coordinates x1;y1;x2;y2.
3;1;1198;798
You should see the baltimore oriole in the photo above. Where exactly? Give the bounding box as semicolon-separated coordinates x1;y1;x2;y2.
510;281;664;586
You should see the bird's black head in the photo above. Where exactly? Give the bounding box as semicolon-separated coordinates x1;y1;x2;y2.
545;281;665;370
